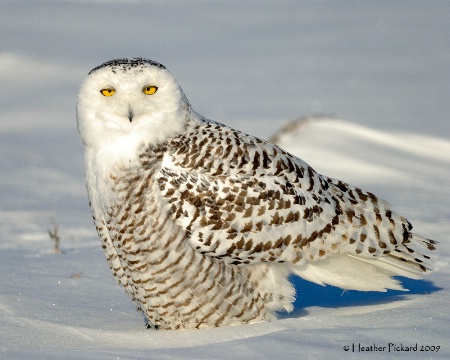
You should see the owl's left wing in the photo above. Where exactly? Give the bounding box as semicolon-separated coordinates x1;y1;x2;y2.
155;123;339;266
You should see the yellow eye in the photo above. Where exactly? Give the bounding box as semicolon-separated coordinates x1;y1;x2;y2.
143;85;158;95
100;88;116;97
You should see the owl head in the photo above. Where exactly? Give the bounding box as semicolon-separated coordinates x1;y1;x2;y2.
77;58;191;153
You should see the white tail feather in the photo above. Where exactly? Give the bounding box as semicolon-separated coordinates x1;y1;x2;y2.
291;232;438;292
347;255;423;280
291;255;406;292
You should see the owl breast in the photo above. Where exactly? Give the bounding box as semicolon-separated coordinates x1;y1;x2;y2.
90;143;289;330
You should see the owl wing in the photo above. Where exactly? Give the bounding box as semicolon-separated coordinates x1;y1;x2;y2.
156;122;436;276
157;168;330;265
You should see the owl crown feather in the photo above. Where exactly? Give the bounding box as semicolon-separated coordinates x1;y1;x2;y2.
88;57;166;75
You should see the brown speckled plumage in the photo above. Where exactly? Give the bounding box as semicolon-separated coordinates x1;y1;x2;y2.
77;58;437;330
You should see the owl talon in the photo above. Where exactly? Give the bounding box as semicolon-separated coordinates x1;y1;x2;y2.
146;323;160;330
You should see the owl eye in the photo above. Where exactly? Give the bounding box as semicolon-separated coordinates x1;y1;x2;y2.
143;85;158;95
100;88;116;97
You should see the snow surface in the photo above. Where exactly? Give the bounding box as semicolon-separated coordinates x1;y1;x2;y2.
1;1;449;359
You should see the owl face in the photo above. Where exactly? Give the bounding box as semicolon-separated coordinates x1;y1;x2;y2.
77;58;189;153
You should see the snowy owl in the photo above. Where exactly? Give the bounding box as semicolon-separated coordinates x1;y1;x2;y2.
77;58;437;330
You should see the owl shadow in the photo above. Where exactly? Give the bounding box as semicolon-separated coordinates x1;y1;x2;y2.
279;275;442;319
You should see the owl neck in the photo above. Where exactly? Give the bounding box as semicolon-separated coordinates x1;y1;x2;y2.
85;109;205;184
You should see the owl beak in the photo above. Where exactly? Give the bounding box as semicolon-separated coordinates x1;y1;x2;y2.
127;106;133;123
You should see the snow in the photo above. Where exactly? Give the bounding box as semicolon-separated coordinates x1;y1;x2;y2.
0;1;449;359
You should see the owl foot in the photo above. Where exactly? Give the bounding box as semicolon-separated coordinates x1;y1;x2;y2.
146;323;161;330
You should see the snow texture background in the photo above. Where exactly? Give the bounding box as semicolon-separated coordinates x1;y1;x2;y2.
0;1;449;359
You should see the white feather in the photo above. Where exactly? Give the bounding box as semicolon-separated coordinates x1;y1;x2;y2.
292;255;406;292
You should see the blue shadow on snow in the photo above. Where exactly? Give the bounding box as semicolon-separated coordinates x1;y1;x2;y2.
279;275;442;318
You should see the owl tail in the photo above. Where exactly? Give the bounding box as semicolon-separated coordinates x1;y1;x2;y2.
291;234;438;292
